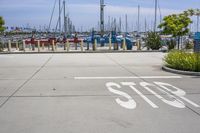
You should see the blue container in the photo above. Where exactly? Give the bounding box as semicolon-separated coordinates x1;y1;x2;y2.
194;32;200;53
126;38;133;50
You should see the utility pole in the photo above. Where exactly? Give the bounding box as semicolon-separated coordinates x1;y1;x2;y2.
154;0;158;32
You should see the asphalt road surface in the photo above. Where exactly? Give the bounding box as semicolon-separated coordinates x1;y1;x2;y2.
0;53;199;133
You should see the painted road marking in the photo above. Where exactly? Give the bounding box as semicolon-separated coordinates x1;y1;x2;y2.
106;82;200;109
74;76;182;80
121;82;159;108
140;82;185;108
106;82;136;109
155;82;200;108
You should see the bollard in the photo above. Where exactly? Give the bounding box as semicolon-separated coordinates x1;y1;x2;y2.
37;40;40;52
22;40;26;52
109;38;112;50
93;39;97;51
67;39;70;52
64;42;66;50
8;40;11;52
29;44;32;50
32;43;35;51
75;43;78;50
16;41;19;50
81;39;84;51
42;43;45;50
87;42;90;50
52;40;55;51
55;42;57;51
137;39;141;50
123;38;126;50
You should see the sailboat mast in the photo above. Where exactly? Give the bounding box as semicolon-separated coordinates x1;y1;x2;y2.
63;0;67;37
59;0;61;34
100;0;105;36
119;17;122;33
137;5;140;34
125;14;128;33
145;18;147;33
154;0;158;32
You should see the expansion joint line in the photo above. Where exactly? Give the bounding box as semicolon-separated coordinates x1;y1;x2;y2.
0;55;54;109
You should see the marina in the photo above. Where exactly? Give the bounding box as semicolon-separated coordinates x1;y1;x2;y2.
0;1;200;133
0;0;198;53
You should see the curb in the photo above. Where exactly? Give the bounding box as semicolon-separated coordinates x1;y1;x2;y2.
0;50;164;54
162;66;200;76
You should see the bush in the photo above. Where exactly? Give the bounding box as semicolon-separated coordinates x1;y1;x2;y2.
164;50;200;72
185;40;194;49
166;39;176;50
0;41;3;52
145;32;162;50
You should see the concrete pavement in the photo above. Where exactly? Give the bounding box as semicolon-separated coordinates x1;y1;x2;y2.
0;53;199;133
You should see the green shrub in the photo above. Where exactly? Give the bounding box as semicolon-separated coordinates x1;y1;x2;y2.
166;39;176;50
185;40;194;49
164;50;200;72
0;41;3;52
145;32;162;50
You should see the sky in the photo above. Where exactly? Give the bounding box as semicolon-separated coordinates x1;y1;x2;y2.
0;0;200;31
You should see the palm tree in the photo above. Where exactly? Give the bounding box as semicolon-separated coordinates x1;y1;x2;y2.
187;9;195;16
0;16;5;32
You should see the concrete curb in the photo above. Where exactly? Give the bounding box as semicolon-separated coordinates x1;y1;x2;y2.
162;66;200;76
0;50;164;54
